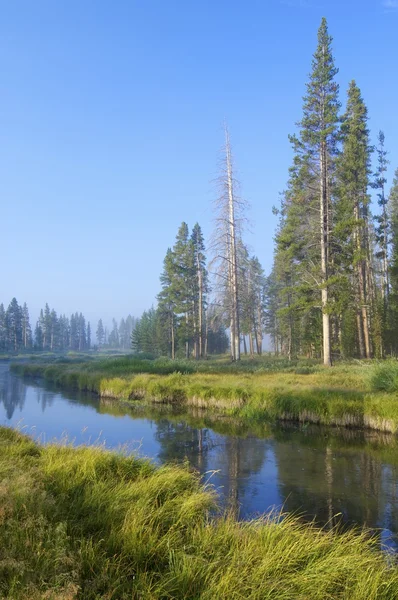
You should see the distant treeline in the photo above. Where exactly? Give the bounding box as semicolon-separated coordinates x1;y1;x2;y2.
95;316;137;350
0;298;92;353
0;298;139;353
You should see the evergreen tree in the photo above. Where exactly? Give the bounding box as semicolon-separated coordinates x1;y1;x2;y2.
191;223;209;358
108;318;119;348
34;320;43;350
158;248;179;358
336;80;373;358
21;303;32;350
6;298;23;352
0;304;6;352
78;313;86;350
70;314;78;350
290;17;340;365
373;131;390;302
42;303;52;350
96;319;105;348
87;321;91;349
388;168;398;353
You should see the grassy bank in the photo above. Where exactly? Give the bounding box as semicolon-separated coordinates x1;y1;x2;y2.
1;426;398;599
12;356;398;433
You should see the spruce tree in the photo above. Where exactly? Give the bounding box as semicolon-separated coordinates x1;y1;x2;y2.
388;168;398;352
158;248;178;358
21;303;32;350
87;322;91;349
290;17;340;365
373;131;390;301
336;80;373;358
191;223;208;358
6;298;23;352
96;319;105;348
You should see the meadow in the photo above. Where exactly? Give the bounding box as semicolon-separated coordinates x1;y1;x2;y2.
11;354;398;433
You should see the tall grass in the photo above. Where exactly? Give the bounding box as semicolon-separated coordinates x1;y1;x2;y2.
370;360;398;392
1;426;397;599
12;359;398;433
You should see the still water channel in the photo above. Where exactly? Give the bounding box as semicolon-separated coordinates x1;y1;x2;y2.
1;363;398;548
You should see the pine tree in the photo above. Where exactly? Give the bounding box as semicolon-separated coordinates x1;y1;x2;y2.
87;322;91;349
96;319;105;348
373;131;390;301
388;168;398;353
158;248;178;358
173;222;195;358
336;80;373;358
42;303;52;350
191;223;209;358
0;304;6;352
109;318;119;348
6;298;23;352
21;303;32;350
34;320;43;350
70;314;78;350
289;17;340;365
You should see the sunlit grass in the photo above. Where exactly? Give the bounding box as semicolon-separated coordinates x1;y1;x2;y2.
13;357;398;433
1;426;397;599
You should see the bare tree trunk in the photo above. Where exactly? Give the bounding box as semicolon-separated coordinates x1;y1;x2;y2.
193;301;199;359
204;316;208;359
249;333;254;357
320;141;332;366
185;313;189;359
243;336;247;355
171;314;175;360
225;127;240;361
198;257;203;358
256;304;262;355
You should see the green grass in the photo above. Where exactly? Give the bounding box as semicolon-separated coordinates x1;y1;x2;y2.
1;426;397;599
12;356;398;433
370;360;398;392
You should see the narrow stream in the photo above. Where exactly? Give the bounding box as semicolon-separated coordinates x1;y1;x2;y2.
1;363;398;549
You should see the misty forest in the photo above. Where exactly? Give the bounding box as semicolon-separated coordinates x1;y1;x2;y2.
3;16;398;600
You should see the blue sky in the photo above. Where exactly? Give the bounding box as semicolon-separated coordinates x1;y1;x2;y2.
1;0;397;328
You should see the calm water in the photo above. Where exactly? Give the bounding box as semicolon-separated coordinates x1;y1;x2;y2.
1;363;398;548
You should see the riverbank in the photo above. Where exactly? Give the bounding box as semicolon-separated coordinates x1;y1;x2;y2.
1;426;398;599
11;357;398;434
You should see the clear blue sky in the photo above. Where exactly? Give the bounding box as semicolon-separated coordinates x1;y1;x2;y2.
1;0;397;328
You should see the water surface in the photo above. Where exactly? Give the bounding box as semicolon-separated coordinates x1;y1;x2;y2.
1;363;398;548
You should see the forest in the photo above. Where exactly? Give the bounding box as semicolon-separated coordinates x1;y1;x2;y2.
134;18;398;366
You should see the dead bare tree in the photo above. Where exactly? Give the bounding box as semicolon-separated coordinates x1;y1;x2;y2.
210;125;248;361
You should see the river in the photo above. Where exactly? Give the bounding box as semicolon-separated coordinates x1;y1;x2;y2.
1;362;398;549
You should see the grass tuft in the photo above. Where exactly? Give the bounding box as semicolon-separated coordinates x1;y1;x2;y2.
0;427;397;599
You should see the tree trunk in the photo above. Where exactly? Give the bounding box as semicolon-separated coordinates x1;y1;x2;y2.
320;140;332;366
226;127;240;361
198;258;203;358
171;314;175;360
204;317;208;359
185;313;189;359
249;333;254;357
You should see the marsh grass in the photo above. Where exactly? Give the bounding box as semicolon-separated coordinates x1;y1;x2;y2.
369;360;398;392
13;358;398;433
1;426;397;599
